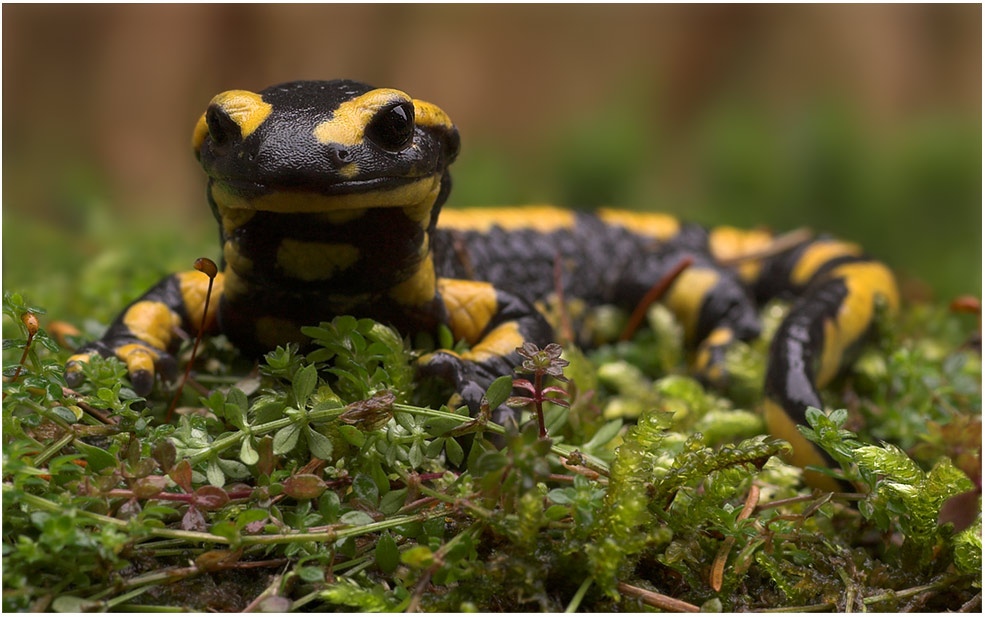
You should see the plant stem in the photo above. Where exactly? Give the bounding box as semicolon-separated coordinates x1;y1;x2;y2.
756;492;865;512
105;582;161;609
290;589;323;612
187;406;345;465
9;486;444;546
32;431;75;466
393;403;610;473
565;576;593;612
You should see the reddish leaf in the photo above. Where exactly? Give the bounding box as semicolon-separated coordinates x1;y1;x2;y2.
193;485;230;510
169;459;193;493
117;498;142;520
257;435;276;478
132;475;168;499
283;473;327;500
244;517;268;534
182;505;207;531
512;379;536;394
542;386;570;397
938;489;982;533
152;440;177;472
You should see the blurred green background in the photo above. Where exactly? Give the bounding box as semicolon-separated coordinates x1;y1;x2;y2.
3;4;981;325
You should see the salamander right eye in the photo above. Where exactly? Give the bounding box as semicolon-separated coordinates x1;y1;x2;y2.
205;105;241;148
365;102;415;152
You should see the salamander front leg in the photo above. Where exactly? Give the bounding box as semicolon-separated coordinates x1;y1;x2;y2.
65;270;224;396
420;278;555;427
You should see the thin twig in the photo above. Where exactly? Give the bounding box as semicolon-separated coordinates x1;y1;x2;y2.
553;251;575;343
756;492;864;512
958;591;982;612
616;581;700;613
718;227;813;267
61;386;119;424
619;257;693;342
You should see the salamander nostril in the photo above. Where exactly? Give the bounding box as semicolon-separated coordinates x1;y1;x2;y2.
327;147;351;167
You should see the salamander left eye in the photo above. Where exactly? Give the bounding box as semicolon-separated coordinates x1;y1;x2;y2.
366;102;415;151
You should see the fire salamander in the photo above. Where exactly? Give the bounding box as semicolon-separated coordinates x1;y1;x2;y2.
65;80;899;491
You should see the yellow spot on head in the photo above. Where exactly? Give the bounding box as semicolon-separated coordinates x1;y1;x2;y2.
313;88;411;147
122;301;181;350
192;113;209;153
390;253;437;306
437;279;499;344
255;316;307;349
277;239;360;281
177;270;225;331
664;267;720;341
791;240;863;286
462;321;526;364
412;99;454;129
597;208;680;241
209;90;273;140
338;163;359;179
438;206;576;233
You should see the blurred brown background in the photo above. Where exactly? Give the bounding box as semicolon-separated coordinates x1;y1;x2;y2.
2;3;981;313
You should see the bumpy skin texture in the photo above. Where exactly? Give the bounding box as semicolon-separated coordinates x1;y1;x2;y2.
66;79;899;491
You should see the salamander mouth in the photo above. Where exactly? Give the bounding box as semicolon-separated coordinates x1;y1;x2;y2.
217;172;428;197
210;173;443;213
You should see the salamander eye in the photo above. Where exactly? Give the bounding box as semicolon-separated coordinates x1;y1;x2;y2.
366;102;415;152
205;105;241;148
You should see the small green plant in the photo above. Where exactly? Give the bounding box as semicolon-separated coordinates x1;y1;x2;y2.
2;288;980;611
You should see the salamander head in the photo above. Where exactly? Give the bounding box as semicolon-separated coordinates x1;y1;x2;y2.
193;80;459;213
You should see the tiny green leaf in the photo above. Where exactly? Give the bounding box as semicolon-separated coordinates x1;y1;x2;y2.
273;422;302;455
401;545;434;568
74;442;117;474
306;426;335;461
293;364;318;407
484;375;514;410
445;436;465;467
376;531;400;573
240;438;259;466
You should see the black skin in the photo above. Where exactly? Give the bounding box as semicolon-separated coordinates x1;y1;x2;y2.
68;80;896;489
